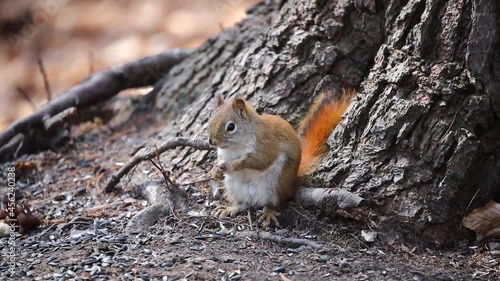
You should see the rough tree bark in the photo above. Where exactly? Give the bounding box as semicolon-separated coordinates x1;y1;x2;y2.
138;0;500;246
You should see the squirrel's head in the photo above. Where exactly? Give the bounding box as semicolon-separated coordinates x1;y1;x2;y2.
208;96;256;148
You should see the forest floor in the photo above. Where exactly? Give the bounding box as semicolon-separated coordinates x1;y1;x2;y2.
0;106;498;281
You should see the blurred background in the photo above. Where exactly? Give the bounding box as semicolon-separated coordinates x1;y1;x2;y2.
0;0;260;130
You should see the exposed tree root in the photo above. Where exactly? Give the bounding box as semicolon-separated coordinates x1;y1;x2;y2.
0;48;192;161
104;137;213;192
296;187;364;210
124;173;187;233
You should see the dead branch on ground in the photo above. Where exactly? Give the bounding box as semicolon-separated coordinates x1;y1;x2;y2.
124;171;188;233
104;137;213;192
236;230;326;250
148;146;176;189
0;49;192;161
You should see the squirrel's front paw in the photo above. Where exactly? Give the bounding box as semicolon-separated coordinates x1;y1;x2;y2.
214;205;243;218
210;162;227;181
258;207;281;227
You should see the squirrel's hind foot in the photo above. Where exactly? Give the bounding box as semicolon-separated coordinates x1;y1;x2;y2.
258;207;281;227
214;204;244;218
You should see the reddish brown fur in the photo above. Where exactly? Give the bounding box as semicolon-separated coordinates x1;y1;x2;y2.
257;114;301;207
298;89;356;176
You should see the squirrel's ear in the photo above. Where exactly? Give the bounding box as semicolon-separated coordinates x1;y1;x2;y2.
217;95;225;107
232;98;247;119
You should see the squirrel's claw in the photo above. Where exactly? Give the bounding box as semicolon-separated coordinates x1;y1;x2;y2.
214;205;242;218
258;207;281;227
210;165;224;181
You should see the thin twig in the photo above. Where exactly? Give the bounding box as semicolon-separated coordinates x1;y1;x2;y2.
148;158;175;190
37;57;52;101
179;178;212;186
84;199;136;212
104;137;213;192
88;51;95;75
247;210;253;231
37;224;57;239
460;188;480;230
155;145;176;188
16;86;37;110
439;113;457;143
236;230;325;250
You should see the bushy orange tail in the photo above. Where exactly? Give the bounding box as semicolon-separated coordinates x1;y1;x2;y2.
297;89;355;177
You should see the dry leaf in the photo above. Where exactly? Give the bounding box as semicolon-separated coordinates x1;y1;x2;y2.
463;201;500;238
14;160;39;176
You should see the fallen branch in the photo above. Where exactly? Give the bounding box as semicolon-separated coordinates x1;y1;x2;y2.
57;216;95;231
124;172;187;233
236;230;325;250
148;146;176;189
0;48;192;159
104;137;213;192
37;216;95;238
43;107;78;132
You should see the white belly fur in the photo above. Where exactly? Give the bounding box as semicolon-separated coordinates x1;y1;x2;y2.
217;148;286;208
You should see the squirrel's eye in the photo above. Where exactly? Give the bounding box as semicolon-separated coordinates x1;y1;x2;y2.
226;122;236;132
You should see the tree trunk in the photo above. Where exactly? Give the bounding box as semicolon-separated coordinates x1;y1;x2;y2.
144;0;499;246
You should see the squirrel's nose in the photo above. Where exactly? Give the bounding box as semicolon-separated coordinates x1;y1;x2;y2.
208;138;214;146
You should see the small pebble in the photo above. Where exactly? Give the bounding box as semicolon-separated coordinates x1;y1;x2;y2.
81;259;95;265
161;260;175;267
230;274;242;280
339;258;349;268
273;265;286;273
90;265;101;276
319;255;330;262
189;246;205;251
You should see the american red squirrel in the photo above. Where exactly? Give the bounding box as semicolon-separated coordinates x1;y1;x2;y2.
208;89;355;226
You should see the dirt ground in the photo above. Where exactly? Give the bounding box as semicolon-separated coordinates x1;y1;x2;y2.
0;106;498;281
